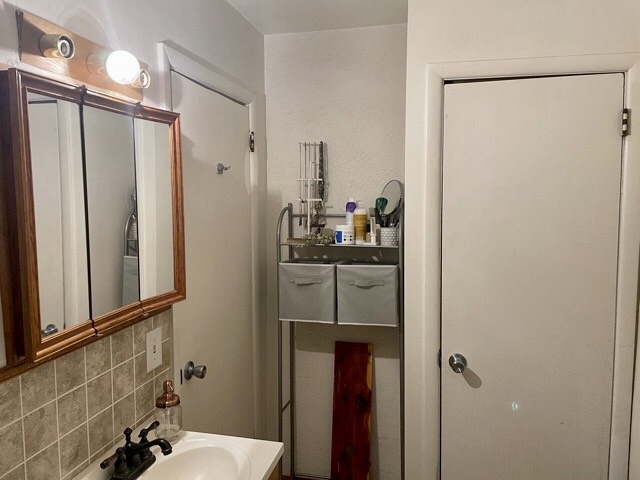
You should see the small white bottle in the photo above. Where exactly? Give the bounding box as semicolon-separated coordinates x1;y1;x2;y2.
345;198;357;226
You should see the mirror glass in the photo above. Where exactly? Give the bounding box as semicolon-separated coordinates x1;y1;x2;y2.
380;179;404;214
27;92;89;338
83;106;138;318
134;119;175;299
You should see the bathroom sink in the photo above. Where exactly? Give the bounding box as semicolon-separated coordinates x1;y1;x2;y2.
141;433;252;480
74;431;283;480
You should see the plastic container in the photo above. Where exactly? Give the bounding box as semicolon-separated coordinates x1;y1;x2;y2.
380;227;398;246
353;201;368;245
345;198;357;226
335;224;355;245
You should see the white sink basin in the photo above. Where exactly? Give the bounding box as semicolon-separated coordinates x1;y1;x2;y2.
142;433;252;480
74;431;283;480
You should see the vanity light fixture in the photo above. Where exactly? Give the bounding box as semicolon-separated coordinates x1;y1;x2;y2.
105;50;141;85
38;33;75;59
18;10;147;100
133;68;151;89
86;49;150;88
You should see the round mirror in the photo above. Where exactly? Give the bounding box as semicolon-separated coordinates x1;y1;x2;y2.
380;179;404;214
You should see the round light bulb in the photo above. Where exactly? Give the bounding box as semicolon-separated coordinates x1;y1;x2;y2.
105;50;140;85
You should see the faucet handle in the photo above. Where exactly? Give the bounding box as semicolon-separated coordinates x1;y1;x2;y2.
137;421;159;461
100;447;128;475
123;427;133;442
99;447;120;468
138;420;160;440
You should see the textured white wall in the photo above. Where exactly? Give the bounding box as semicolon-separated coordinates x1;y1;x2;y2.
266;25;406;217
404;1;640;478
265;24;406;479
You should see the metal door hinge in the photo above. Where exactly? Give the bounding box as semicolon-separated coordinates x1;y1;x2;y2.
622;108;630;137
249;131;255;152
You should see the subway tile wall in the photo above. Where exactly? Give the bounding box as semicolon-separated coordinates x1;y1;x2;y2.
0;310;173;480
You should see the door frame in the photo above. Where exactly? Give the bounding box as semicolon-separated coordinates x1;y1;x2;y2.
156;41;266;438
404;53;640;479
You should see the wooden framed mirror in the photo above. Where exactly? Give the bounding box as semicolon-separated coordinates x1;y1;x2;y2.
85;91;186;336
0;67;185;372
3;69;94;363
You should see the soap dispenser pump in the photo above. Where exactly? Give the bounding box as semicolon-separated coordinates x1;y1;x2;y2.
155;380;182;442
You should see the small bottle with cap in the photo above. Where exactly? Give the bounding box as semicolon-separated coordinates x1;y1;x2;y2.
353;201;368;245
345;198;357;225
155;380;183;442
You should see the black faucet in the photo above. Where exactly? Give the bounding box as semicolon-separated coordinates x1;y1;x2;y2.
101;421;173;480
134;421;172;461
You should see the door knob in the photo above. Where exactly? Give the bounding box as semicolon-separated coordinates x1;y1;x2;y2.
448;353;467;373
184;361;207;380
41;323;59;337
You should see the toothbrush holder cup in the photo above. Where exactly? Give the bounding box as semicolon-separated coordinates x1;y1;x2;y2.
380;227;398;246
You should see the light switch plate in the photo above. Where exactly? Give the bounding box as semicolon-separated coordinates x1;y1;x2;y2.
146;327;162;372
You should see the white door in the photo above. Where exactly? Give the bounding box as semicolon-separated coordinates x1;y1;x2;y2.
441;74;627;479
171;71;255;437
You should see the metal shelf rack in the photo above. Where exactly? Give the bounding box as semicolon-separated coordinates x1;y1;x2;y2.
276;202;405;480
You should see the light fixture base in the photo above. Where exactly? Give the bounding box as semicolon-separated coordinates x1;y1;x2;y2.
38;34;75;59
16;9;148;101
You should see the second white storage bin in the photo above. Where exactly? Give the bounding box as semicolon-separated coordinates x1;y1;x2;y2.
337;261;399;327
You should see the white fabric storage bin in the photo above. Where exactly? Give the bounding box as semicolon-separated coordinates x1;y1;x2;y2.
337;262;399;327
279;259;342;323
